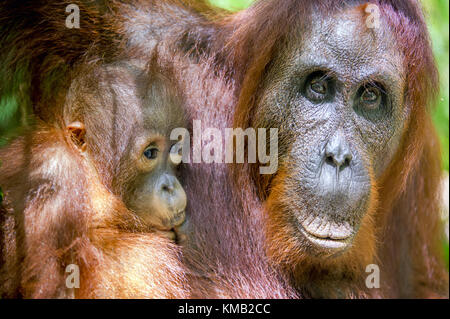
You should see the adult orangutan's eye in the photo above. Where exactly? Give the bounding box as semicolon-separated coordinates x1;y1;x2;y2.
360;86;382;110
311;78;327;95
303;71;334;103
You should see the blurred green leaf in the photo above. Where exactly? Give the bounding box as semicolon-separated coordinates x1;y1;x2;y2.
209;0;254;11
0;159;2;204
444;240;449;269
422;0;450;172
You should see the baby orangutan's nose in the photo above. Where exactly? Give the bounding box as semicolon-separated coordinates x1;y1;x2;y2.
158;173;187;228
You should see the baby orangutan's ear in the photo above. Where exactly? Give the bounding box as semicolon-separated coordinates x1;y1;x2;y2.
67;121;87;152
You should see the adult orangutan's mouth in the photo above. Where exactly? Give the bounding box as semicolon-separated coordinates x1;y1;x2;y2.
298;217;355;252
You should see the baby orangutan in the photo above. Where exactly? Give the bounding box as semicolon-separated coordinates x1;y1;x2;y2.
66;61;187;238
0;61;189;298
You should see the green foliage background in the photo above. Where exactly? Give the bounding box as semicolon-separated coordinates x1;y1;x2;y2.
423;0;450;172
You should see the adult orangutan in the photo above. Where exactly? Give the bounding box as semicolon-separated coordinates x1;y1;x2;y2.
225;0;449;298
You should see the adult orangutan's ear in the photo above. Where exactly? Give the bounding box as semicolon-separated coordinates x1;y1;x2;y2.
67;121;87;152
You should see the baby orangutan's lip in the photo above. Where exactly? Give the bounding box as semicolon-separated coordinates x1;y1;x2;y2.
163;210;186;229
158;226;186;244
157;229;177;241
170;210;186;227
174;227;187;245
155;210;186;243
156;210;186;231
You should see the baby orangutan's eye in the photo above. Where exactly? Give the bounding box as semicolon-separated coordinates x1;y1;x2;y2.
144;146;159;160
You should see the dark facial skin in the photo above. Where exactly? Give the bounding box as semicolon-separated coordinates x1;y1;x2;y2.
66;62;187;235
254;8;406;256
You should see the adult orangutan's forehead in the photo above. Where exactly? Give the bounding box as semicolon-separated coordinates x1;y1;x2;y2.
290;6;405;84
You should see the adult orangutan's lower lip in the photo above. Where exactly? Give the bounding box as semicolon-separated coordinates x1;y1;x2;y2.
298;222;353;251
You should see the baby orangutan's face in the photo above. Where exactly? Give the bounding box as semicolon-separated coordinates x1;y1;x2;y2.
66;62;188;239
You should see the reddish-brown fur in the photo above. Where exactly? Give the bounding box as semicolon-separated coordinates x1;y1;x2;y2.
0;1;192;298
89;0;298;298
0;123;189;298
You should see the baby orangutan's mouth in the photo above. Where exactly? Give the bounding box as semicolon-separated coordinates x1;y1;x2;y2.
157;229;177;241
170;210;186;227
155;211;187;243
160;210;186;230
